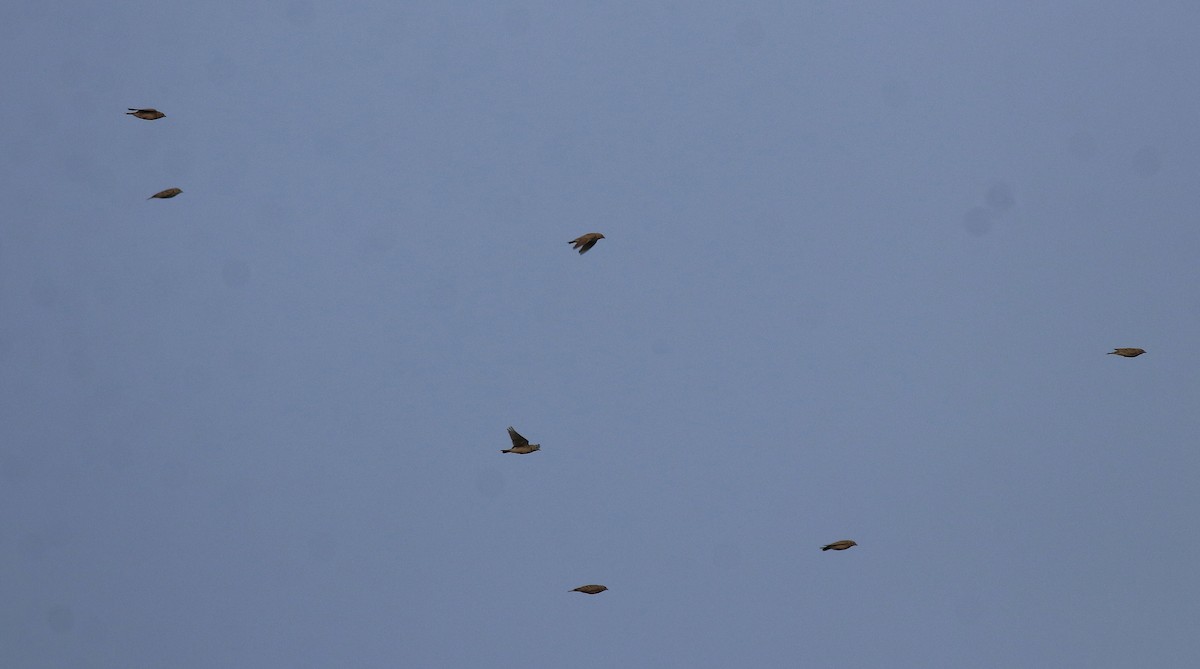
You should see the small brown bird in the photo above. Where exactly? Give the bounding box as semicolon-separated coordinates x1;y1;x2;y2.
148;188;183;199
821;540;857;551
568;233;605;254
1108;348;1146;357
127;108;165;120
501;426;540;454
571;584;608;595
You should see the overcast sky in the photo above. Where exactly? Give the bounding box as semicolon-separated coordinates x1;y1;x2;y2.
3;2;1199;667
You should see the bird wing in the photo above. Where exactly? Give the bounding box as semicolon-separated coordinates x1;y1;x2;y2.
507;427;529;448
579;237;599;253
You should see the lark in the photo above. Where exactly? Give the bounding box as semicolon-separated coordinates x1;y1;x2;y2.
568;233;605;254
571;585;608;595
1108;348;1145;357
127;108;165;120
148;188;183;199
502;426;540;454
821;540;857;551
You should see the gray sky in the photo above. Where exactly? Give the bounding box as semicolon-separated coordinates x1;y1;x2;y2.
3;2;1199;667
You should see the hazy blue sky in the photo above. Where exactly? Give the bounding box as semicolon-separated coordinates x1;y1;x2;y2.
3;2;1199;667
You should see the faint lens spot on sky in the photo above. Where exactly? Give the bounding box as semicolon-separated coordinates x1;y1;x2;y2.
962;206;992;236
881;80;911;109
985;182;1014;213
1130;146;1161;177
307;531;338;562
734;16;765;49
181;362;214;396
46;605;74;634
146;270;183;306
6;136;34;165
425;278;460;314
358;227;399;262
221;259;251;289
503;7;530;36
30;276;60;308
540;132;596;180
206;54;235;84
953;590;985;626
502;192;526;221
168;147;197;177
475;467;505;499
218;481;253;519
20;531;51;561
311;128;348;161
102;437;134;472
711;540;742;569
796;298;832;327
229;347;263;384
2;455;29;485
66;347;95;380
285;0;314;27
254;201;293;230
59;145;99;185
1066;131;1095;162
57;56;85;89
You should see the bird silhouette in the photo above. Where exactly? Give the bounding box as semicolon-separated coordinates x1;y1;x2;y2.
1108;348;1145;357
568;233;605;254
502;426;540;454
821;540;857;551
126;108;165;120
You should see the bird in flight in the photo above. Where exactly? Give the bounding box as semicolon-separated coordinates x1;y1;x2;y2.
568;233;605;254
571;584;608;595
821;540;857;551
127;108;165;120
502;426;540;454
1108;348;1145;357
148;188;183;199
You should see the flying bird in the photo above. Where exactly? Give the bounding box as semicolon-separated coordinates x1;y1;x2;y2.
568;233;605;254
127;108;165;120
821;540;857;551
571;585;608;595
1108;348;1145;357
502;426;540;454
148;188;182;199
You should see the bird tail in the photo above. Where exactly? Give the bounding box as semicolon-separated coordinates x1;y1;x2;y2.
501;449;512;453
1106;351;1116;354
820;546;831;551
